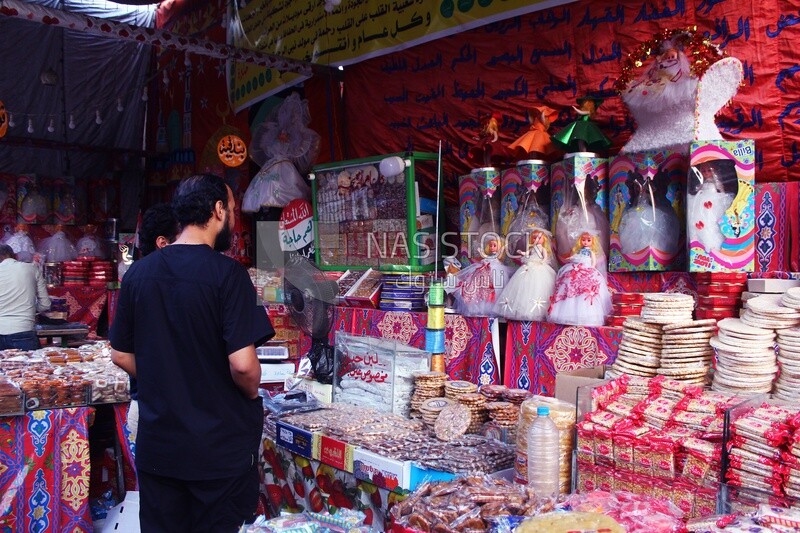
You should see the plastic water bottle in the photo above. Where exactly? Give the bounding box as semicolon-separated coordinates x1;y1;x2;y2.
527;405;560;497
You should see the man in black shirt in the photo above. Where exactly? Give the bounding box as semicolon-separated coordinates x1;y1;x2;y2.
110;174;274;532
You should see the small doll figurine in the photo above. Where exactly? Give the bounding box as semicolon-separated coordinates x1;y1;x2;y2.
551;96;611;155
687;159;738;254
449;234;511;317
6;223;36;262
468;111;500;168
547;231;612;327
496;228;556;321
508;104;559;160
618;169;680;257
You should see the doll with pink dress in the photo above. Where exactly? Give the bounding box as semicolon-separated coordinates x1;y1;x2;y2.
547;231;612;326
450;235;511;317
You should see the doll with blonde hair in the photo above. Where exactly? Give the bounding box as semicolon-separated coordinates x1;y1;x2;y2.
449;233;511;317
496;228;556;321
547;231;611;326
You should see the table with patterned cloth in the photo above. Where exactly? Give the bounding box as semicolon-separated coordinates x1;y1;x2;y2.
504;322;622;396
316;306;500;386
260;437;404;532
48;286;110;334
0;407;94;532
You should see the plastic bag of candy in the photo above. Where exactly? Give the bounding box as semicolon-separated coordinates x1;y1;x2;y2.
561;490;684;533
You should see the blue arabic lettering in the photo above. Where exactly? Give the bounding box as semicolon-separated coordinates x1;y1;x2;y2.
529;8;570;29
741;61;755;86
492;75;528;101
705;16;751;49
634;0;685;22
389;117;413;129
778;101;800;130
535;74;577;99
380;57;408;73
718;106;762;134
484;17;521;34
451;43;476;71
578;5;624;30
415;84;445;104
416;112;449;130
781;141;800;168
529;42;572;65
412;53;442;72
384;87;409;104
582;42;622;65
766;11;800;38
696;0;726;15
776;64;800;93
452;79;485;101
487;46;523;67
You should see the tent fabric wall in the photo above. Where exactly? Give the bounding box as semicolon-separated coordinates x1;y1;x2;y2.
342;0;800;186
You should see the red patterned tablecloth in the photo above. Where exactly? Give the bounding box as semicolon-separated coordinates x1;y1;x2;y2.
326;307;499;385
0;407;94;532
504;322;622;396
48;286;109;333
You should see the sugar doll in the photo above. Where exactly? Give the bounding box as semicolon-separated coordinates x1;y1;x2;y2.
548;231;612;327
6;223;36;262
450;234;511;317
508;104;558;160
495;229;556;321
687;159;737;254
468;112;500;168
554;175;609;271
551;96;611;155
618;170;679;256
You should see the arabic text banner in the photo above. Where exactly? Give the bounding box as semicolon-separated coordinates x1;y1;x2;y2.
343;0;800;188
231;0;578;110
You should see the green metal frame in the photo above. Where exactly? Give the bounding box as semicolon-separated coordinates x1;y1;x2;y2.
310;152;442;273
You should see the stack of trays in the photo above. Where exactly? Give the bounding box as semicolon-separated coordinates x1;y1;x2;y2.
606;292;644;327
379;274;427;311
710;318;777;395
419;397;455;429
694;272;747;320
89;260;113;287
62;260;89;287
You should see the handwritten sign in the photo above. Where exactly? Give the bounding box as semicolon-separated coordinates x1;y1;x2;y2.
217;135;247;167
231;0;578;110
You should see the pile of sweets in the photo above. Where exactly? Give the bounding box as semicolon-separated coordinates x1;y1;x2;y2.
726;401;800;500
575;375;742;518
687;504;800;532
240;508;370;532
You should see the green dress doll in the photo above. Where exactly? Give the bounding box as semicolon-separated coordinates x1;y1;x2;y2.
551;96;611;154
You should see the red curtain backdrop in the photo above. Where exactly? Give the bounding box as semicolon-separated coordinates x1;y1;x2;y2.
343;0;800;199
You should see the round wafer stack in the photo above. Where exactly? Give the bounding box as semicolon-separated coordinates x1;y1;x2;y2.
485;401;520;429
711;318;777;396
609;318;662;379
639;292;695;324
410;371;448;417
434;404;471;441
458;393;489;433
503;388;532;405
657;319;717;384
479;384;508;401
742;294;800;330
781;287;800;311
444;380;478;401
775;327;800;402
419;397;455;428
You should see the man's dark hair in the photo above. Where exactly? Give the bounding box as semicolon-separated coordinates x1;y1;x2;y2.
139;203;180;257
0;244;14;260
172;174;229;228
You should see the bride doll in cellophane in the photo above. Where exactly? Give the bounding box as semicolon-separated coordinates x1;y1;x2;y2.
618;169;680;257
687;159;738;254
6;223;36;262
450;234;511;317
548;231;612;327
38;225;77;263
554;174;609;273
495;228;556;321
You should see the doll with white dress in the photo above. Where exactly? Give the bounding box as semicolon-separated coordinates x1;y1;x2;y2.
618;170;680;256
548;232;612;326
496;229;556;321
451;235;510;317
687;160;737;254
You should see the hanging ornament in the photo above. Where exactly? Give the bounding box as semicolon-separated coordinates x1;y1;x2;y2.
116;98;124;112
141;87;148;102
8;112;15;128
95;110;103;125
27;118;34;134
68;114;75;129
217;134;247;167
47;117;55;133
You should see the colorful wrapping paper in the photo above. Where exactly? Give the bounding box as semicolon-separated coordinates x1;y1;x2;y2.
504;321;621;395
754;182;789;272
0;408;93;532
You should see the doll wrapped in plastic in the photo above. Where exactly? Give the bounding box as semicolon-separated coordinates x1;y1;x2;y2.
509;104;559;160
450;235;511;317
76;225;106;259
505;190;550;263
551;96;611;155
19;184;48;224
548;231;612;327
618;169;680;257
38;226;77;263
496;229;556;321
6;223;36;262
554;175;609;272
687;159;738;254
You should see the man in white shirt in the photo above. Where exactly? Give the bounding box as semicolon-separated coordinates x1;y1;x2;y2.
0;244;51;350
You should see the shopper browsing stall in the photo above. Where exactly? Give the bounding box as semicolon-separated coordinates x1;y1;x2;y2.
110;174;274;532
0;243;51;350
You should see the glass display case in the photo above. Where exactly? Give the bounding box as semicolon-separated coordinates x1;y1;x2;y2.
311;152;441;273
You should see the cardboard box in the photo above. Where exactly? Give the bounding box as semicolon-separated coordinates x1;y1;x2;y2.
555;366;608;406
275;421;317;459
608;150;688;272
458;168;501;265
687;140;755;272
314;435;355;473
747;278;800;293
550;155;609;264
353;447;409;492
